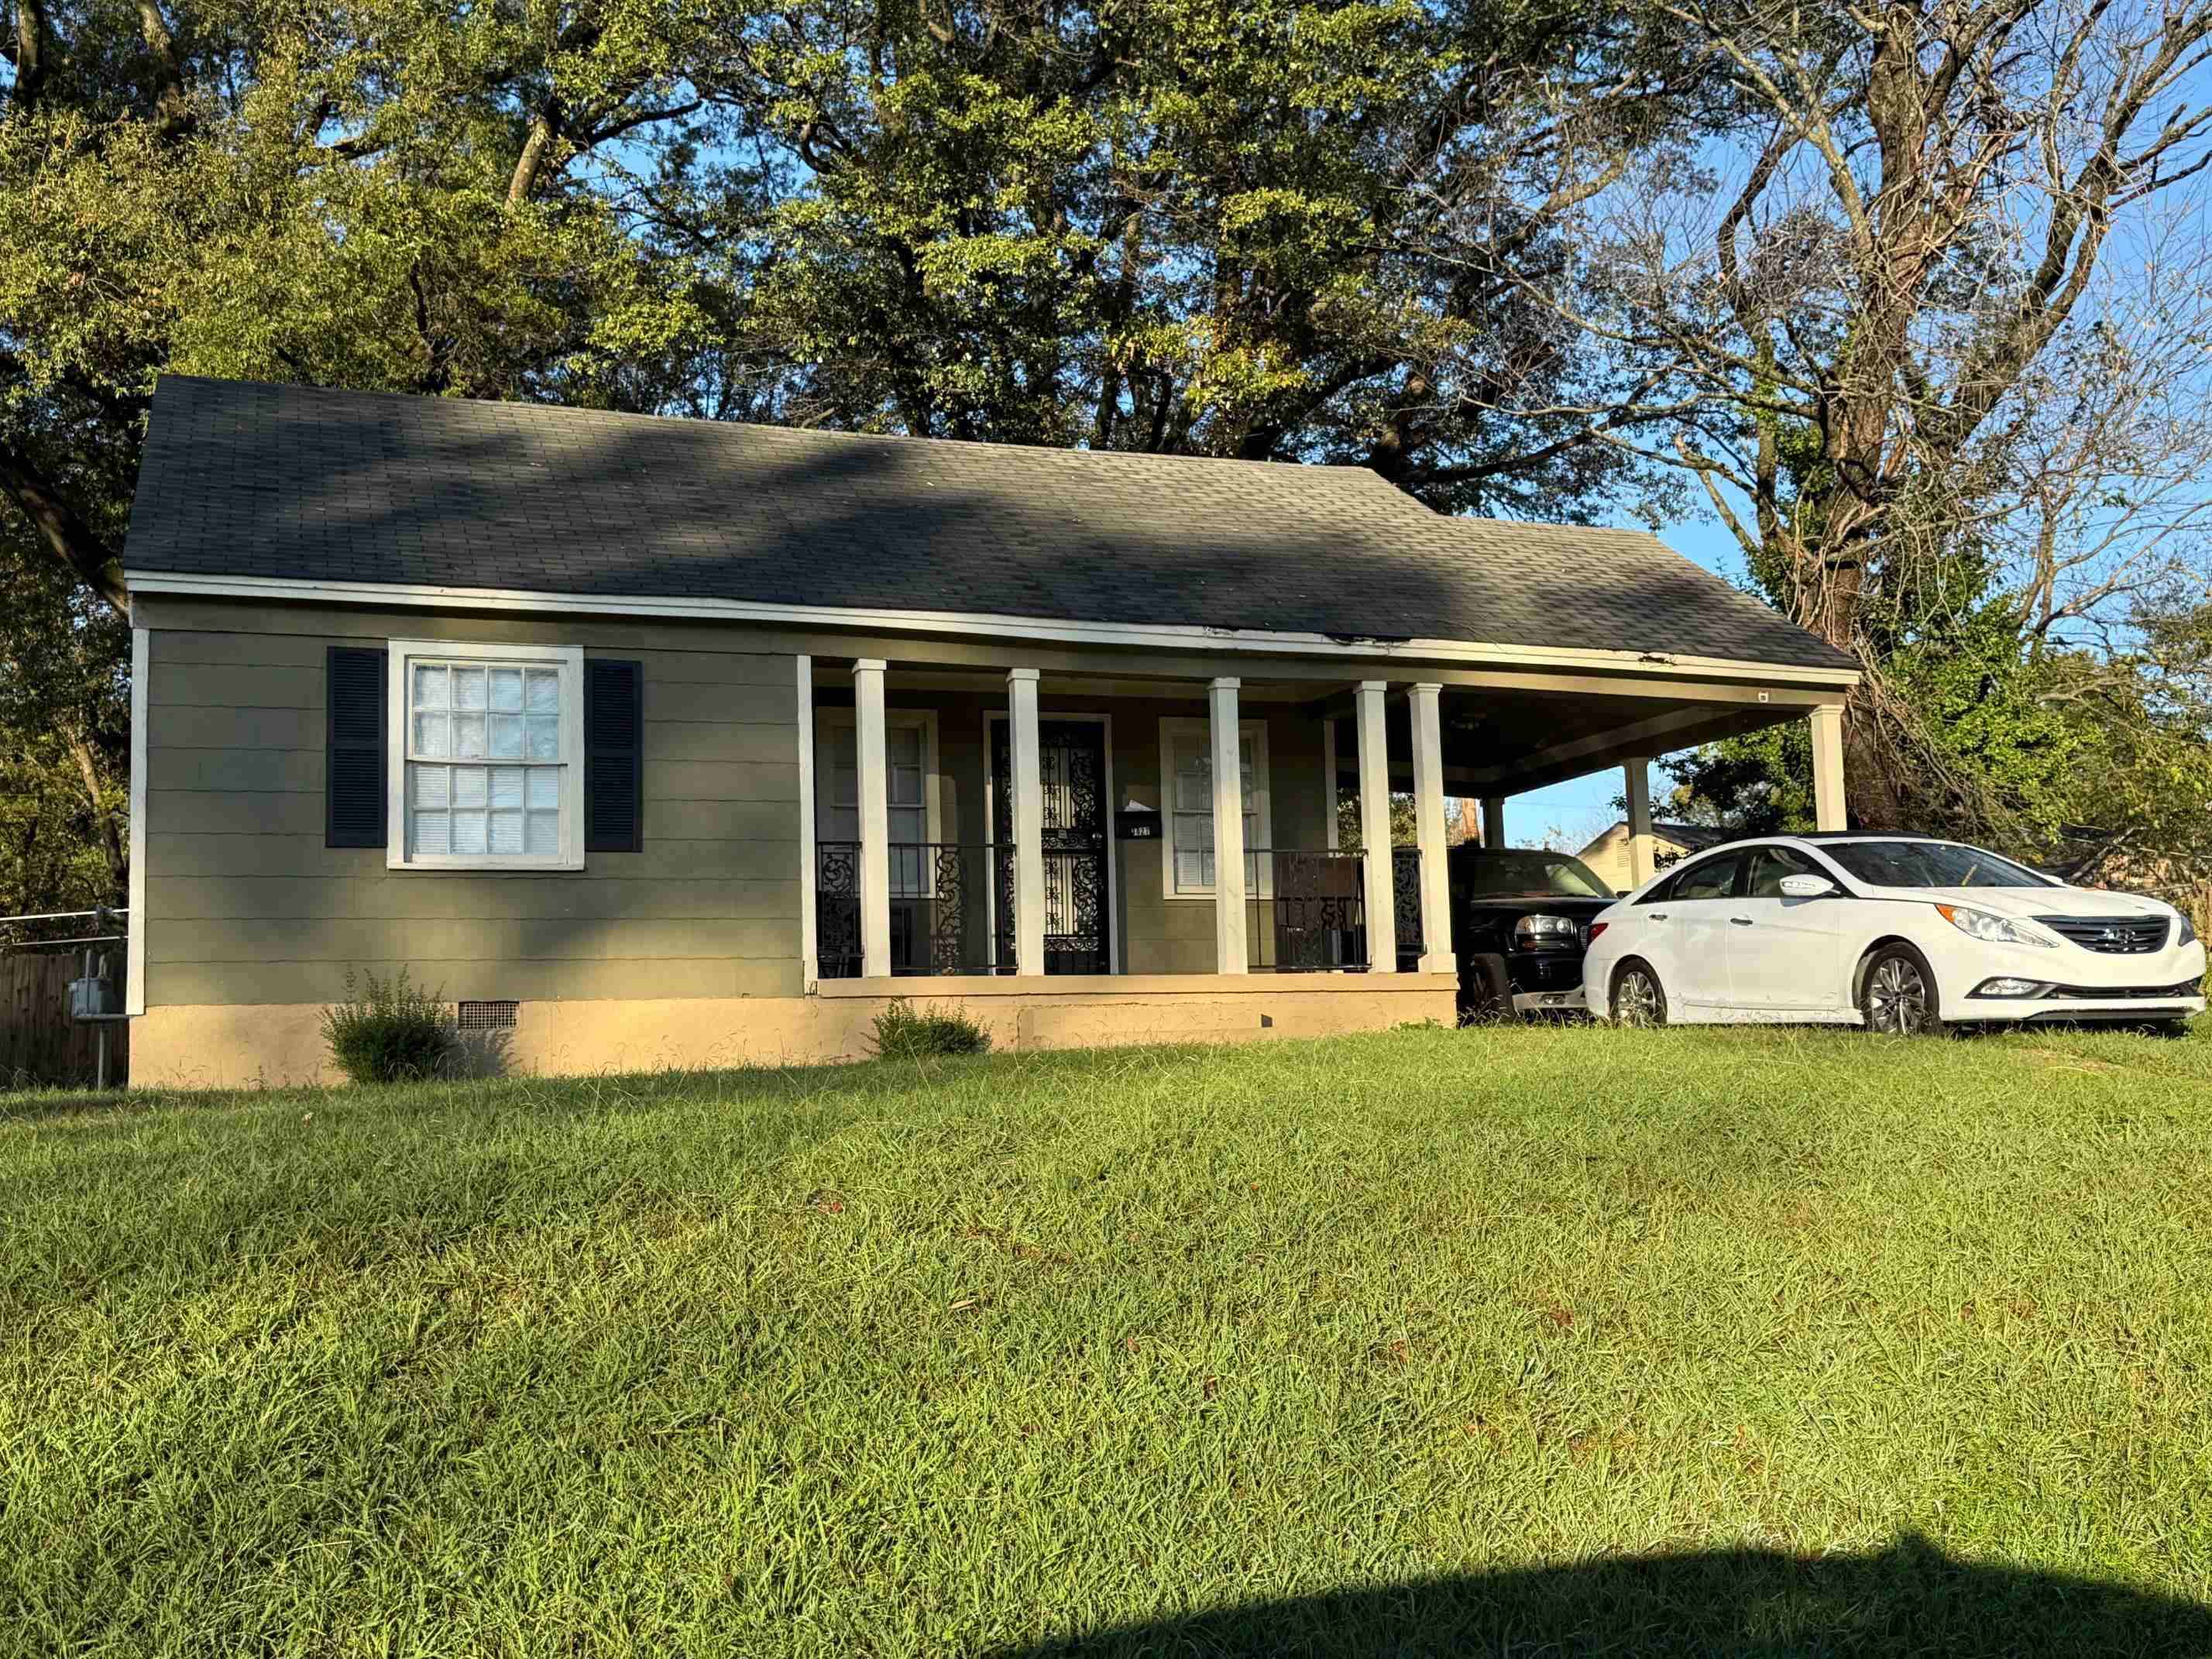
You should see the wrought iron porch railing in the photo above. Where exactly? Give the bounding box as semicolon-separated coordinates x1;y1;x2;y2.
1246;847;1368;972
1393;845;1426;971
815;840;1015;977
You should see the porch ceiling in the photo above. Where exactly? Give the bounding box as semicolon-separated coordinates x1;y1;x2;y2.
1334;685;1811;799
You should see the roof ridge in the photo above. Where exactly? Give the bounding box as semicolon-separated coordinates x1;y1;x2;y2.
150;374;1410;482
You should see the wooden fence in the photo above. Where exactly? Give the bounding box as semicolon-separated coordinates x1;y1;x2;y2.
1;951;129;1089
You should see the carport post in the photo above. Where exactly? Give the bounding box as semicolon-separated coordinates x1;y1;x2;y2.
1481;797;1506;850
1624;759;1656;888
1810;703;1847;831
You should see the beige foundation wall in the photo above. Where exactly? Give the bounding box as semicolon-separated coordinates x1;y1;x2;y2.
140;603;807;1019
133;975;1458;1088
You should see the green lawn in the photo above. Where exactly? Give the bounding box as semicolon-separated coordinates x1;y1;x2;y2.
5;1022;2212;1656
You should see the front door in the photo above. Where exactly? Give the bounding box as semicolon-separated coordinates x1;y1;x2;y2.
992;719;1109;974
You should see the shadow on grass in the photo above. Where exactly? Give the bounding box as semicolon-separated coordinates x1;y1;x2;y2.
994;1535;2212;1657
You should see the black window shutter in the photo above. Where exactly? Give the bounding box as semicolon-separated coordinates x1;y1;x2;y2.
326;646;387;848
586;659;644;853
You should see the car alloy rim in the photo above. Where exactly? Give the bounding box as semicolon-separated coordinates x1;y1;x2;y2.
1616;970;1661;1026
1867;957;1929;1034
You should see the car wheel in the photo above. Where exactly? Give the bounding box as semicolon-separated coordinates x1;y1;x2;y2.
1860;943;1944;1037
1611;960;1668;1028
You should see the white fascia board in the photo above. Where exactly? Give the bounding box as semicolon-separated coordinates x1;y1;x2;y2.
123;568;1864;691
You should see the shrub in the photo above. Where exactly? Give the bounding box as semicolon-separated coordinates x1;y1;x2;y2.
321;967;455;1084
868;1001;991;1059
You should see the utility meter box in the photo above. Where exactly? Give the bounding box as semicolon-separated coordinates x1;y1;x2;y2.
69;974;118;1019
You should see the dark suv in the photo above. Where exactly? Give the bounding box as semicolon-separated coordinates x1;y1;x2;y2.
1448;845;1616;1019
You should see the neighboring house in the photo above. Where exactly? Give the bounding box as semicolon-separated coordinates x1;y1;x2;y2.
1577;820;1735;895
120;376;1859;1085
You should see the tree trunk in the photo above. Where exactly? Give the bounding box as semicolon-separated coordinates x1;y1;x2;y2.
64;726;126;898
0;442;129;617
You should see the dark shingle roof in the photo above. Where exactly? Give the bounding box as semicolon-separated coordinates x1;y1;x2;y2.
124;376;1856;672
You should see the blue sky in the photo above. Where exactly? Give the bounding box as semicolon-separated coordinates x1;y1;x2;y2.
1500;514;1743;851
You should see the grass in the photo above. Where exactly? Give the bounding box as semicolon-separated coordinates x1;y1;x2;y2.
4;1021;2212;1656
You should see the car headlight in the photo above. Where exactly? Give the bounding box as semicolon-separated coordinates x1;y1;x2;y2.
1935;904;2057;948
2179;913;2200;947
1514;914;1581;950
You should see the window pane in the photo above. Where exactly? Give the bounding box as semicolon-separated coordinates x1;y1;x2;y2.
489;713;524;758
525;810;559;855
452;810;487;855
413;809;449;855
830;764;857;809
1175;761;1212;812
452;767;487;808
891;805;925;843
489;668;524;712
453;668;487;711
412;665;448;709
489;767;524;809
1172;812;1210;850
888;726;922;765
524;768;559;810
489;810;524;854
412;763;449;808
890;765;923;808
525;716;559;761
525;670;558;714
1176;849;1209;890
413;712;449;757
454;713;487;760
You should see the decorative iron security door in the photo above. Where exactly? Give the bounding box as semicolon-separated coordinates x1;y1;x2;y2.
991;720;1109;974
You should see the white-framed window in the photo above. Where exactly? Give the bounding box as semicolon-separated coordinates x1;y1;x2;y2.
815;711;939;895
1158;718;1270;898
386;640;585;871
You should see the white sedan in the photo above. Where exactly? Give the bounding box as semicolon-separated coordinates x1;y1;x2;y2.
1582;834;2206;1036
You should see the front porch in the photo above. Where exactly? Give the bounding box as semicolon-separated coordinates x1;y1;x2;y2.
794;651;1850;993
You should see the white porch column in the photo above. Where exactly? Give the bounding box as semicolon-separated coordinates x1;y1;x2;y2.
853;658;892;977
1007;668;1047;976
1408;683;1453;974
1482;795;1506;850
1356;680;1397;974
1810;702;1847;831
1208;678;1249;974
1624;757;1656;888
796;655;818;988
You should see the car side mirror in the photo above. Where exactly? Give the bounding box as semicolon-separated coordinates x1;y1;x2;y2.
1779;874;1839;898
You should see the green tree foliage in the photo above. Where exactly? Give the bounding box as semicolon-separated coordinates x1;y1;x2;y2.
2;0;1715;907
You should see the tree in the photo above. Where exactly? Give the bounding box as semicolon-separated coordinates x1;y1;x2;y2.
1531;0;2212;826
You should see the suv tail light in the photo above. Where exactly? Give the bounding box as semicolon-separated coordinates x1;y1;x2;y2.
1588;922;1608;942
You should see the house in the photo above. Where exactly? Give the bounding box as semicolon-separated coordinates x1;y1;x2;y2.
119;376;1859;1085
1576;820;1736;895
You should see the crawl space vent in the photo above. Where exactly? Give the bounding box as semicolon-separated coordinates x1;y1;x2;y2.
458;1000;519;1030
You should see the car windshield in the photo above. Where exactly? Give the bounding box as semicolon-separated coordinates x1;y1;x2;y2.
1820;840;2057;890
1460;853;1612;898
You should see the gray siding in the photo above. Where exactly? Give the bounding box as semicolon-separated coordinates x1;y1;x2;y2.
143;610;802;1006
